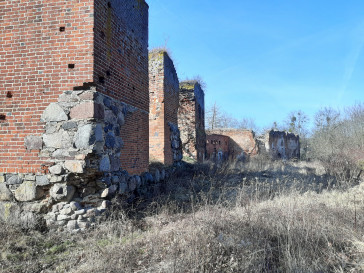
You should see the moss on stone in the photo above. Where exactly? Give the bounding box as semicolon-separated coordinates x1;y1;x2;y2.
135;0;146;10
149;50;166;61
4;203;11;220
179;82;196;90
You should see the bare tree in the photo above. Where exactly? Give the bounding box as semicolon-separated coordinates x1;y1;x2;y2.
206;102;222;130
314;107;340;130
284;110;309;137
310;103;364;183
205;102;257;131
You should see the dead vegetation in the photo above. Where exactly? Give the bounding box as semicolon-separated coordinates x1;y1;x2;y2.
1;159;364;272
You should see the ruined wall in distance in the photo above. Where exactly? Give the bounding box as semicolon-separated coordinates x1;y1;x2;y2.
149;50;181;165
263;130;300;160
178;81;206;162
206;134;230;162
209;129;258;161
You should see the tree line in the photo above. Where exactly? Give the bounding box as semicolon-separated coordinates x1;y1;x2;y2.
206;102;364;182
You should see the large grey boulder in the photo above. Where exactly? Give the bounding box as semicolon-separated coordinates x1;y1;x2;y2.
74;124;94;149
50;183;75;202
94;124;104;142
43;131;71;149
64;160;85;174
41;103;68;122
0;184;13;201
24;135;43;150
0;202;21;222
6;175;22;185
49;165;64;175
99;156;111;172
36;175;50;186
14;181;44;202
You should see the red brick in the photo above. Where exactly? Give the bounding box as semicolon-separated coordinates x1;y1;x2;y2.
0;0;149;175
149;50;179;165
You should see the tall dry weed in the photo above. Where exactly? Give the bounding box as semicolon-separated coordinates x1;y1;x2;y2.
2;160;364;272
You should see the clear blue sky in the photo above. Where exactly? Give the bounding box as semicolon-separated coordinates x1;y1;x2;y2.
149;0;364;130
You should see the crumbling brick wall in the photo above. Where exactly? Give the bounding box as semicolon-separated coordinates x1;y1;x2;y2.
261;130;300;160
208;129;258;161
206;134;230;162
94;0;149;175
0;0;151;230
178;81;206;162
0;0;95;174
149;50;182;165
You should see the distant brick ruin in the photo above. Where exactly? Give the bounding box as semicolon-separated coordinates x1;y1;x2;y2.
178;81;206;162
207;129;258;161
149;50;182;166
0;0;156;230
206;134;230;162
259;130;300;160
207;129;300;162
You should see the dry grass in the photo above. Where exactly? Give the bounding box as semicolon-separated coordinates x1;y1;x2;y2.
1;160;364;272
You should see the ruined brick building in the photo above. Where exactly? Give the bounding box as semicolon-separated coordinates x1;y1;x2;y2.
0;0;300;231
207;129;300;162
149;50;182;165
259;130;300;160
178;81;206;162
0;0;151;229
206;134;230;162
207;129;258;161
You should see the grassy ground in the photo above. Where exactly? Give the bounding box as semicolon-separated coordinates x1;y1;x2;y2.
1;159;364;272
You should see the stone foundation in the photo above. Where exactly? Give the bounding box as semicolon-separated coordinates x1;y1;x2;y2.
0;87;169;231
168;122;183;164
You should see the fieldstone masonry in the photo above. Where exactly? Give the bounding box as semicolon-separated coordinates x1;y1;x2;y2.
0;87;170;230
178;81;206;162
149;50;182;165
0;0;154;230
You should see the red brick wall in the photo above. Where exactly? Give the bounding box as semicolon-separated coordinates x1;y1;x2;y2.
0;0;149;175
194;88;206;162
0;0;94;174
94;0;149;174
206;134;229;161
163;54;179;165
149;51;165;163
208;129;258;160
93;0;148;110
149;51;179;165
